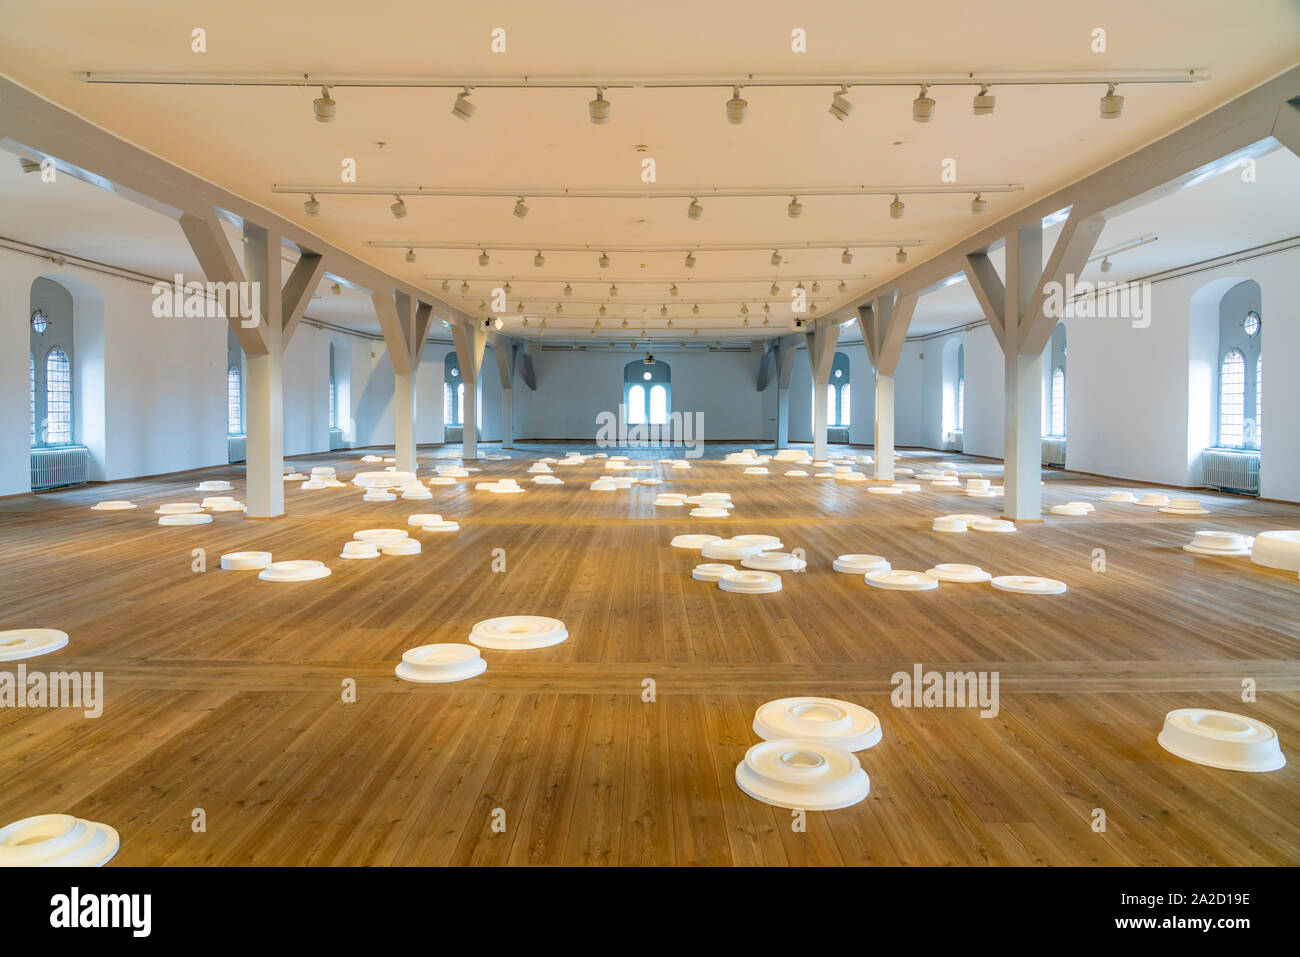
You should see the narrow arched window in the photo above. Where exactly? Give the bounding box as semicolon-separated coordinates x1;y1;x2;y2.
1255;354;1262;448
840;383;850;427
1050;367;1065;437
443;382;454;425
457;383;465;425
627;384;647;424
649;384;667;424
957;377;965;431
29;354;37;446
45;348;72;444
328;373;336;429
226;365;242;435
1219;349;1246;447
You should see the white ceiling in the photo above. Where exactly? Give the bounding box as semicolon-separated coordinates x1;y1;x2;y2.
1;0;1297;342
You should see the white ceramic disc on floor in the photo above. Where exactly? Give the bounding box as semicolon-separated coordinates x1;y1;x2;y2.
90;500;136;511
402;488;433;500
201;496;235;507
1101;491;1138;503
428;477;457;486
735;739;870;810
691;563;735;581
533;475;564;484
925;563;992;583
1136;493;1171;507
785;470;809;477
891;483;921;492
469;616;569;650
301;480;328;490
967;490;999;498
283;473;308;481
422;521;461;532
653;497;685;506
196;480;232;492
671;534;722;550
363;490;396;501
832;554;890;574
1065;501;1096;512
395;643;487;683
408;513;442;526
0;814;119;867
701;538;765;560
155;503;202;515
1157;709;1285;772
990;575;1066;595
753;698;882;752
208;501;246;512
1251;530;1300;572
354;529;409;541
865;569;938;591
733;534;783;551
970;519;1017;533
718;569;782;594
867;487;904;495
159;513;213;526
1050;504;1089;516
691;507;731;517
380;538;421;555
220;551;272;570
932;516;968;533
742;552;807;572
258;560;331;582
0;629;69;662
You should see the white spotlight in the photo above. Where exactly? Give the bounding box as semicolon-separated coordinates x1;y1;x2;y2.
331;283;341;295
726;86;748;124
304;194;320;216
534;251;545;267
687;197;703;220
896;247;908;264
762;302;771;314
841;248;853;264
913;84;935;122
478;249;490;266
589;87;610;124
599;304;607;316
513;197;529;218
452;87;475;122
692;304;700;314
770;282;779;295
829;85;852;121
555;303;563;313
972;84;995;116
441;280;451;292
598;252;610;268
837;280;846;293
770;250;783;267
684;251;696;268
740;303;749;315
390;195;407;219
405;249;416;263
564;282;573;296
971;193;987;214
811;281;821;293
889;195;905;219
517;302;525;313
460;281;470;294
609;284;618;296
1100;83;1124;119
313;86;335;122
660;305;668;317
670;284;679;296
788;196;803;218
1100;257;1112;273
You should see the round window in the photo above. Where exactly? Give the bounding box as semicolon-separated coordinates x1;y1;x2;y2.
450;368;460;377
30;309;48;334
642;371;652;381
1243;311;1261;337
834;369;842;378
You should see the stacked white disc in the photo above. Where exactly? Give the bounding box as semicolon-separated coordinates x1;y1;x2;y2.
743;466;769;475
671;534;721;550
1251;530;1300;572
0;814;120;867
785;470;809;477
773;449;811;463
832;554;890;574
865;570;938;590
590;477;617;491
742;552;806;571
867;486;903;495
1157;709;1285;772
1050;504;1089;516
533;475;564;485
924;563;992;583
1101;491;1138;503
527;462;553;474
1136;492;1171;507
196;480;232;492
970;519;1016;533
653;494;686;506
363;488;396;502
735;740;870;810
379;538;421;555
468;616;568;650
752;698;882;751
159;512;213;526
283;472;308;481
340;540;381;559
701;538;765;560
717;569;782;594
395;644;487;683
733;534;782;551
258;560;331;581
422;519;461;532
1161;497;1210;515
990;576;1066;594
932;516;969;533
0;628;69;662
91;500;136;511
220;551;272;570
401;480;433;500
691;563;735;581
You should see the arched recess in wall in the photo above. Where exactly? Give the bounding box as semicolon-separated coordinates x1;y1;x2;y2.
624;358;671;426
1047;323;1067;439
443;351;465;441
329;336;353;448
822;351;850;442
940;338;964;450
30;274;106;483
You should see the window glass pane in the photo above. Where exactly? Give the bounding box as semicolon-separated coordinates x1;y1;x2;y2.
957;377;965;431
826;383;836;426
45;348;72;444
649;384;667;424
457;383;465;426
1219;350;1245;447
1050;368;1065;437
627;384;646;424
226;366;242;435
29;354;36;446
328;374;336;429
1255;354;1262;448
841;384;850;427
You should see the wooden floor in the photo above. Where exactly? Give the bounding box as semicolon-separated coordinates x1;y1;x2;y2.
2;443;1298;866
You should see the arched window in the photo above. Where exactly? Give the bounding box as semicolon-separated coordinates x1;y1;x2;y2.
29;354;36;446
1219;349;1246;447
624;359;670;426
44;348;72;445
649;384;667;424
1050;367;1065;437
826;383;835;425
627;384;647;424
824;351;850;428
957;376;965;431
457;383;465;425
328;374;336;429
444;353;463;426
840;383;850;426
1255;354;1262;448
226;366;242;435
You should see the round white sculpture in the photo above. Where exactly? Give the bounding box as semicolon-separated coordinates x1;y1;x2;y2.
699;492;732;501
785;470;809;477
469;616;569;650
208;501;246;512
408;513;442;526
840;472;868;482
1136;492;1171;507
964;478;991;493
718;569;783;594
527;463;553;474
639;477;663;485
832;554;890;574
671;462;692;470
1161;497;1209;515
156;503;202;515
220;551;272;570
891;482;921;492
395;644;487;683
196;480;232;492
363;489;396;502
258;560;331;582
932;516;969;533
743;467;769;475
159;513;213;526
340;540;381;560
691;563;735;582
361;454;383;463
1156;709;1285;772
0;814;120;867
1183;530;1254;556
428;477;458;486
990;575;1066;595
489;483;525;494
354;529;408;542
402;486;433;500
611;477;635;489
1250;530;1300;572
0;628;69;662
283;472;308;481
201;496;235;507
735;740;870;810
653;496;684;506
380;537;421;556
865;569;938;591
1065;501;1096;512
970;519;1016;533
91;500;136;511
354;470;416;488
691;507;731;517
742;552;807;572
894;468;914;476
1050;504;1089;516
671;534;722;550
422;521;461;533
925;563;992;583
701;538;765;560
733;534;783;551
301;480;328;491
867;487;904;496
589;479;617;491
533;475;564;485
752;698;882;752
1101;491;1139;503
310;466;336;477
814;472;834;478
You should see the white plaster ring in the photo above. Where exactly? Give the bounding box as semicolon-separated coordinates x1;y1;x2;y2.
865;570;938;591
422;521;461;532
932;516;968;533
300;480;328;490
0;629;69;662
690;507;731;517
0;814;119;867
742;552;807;571
258;560;331;582
671;534;722;550
1050;504;1089;516
428;477;458;486
925;563;992;583
1251;530;1300;572
196;480;232;492
701;538;765;560
718;569;782;594
91;501;136;511
1136;493;1171;507
363;490;396;501
380;538;421;556
1157;709;1285;772
833;554;890;574
970;519;1017;533
402;487;433;500
691;563;735;581
469;616;569;650
891;483;921;492
354;529;409;541
1182;530;1253;556
340;540;381;560
155;503;202;515
395;644;487;683
785;470;809;477
990;575;1066;595
533;475;564;484
219;551;272;570
1101;491;1138;503
159;513;213;526
208;501;246;512
753;698;882;751
733;534;783;551
408;513;442;526
653;497;685;506
201;496;235;507
735;739;870;810
867;487;904;495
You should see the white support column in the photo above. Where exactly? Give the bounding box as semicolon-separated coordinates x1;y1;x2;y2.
392;368;417;473
806;321;840;461
775;336;798;449
451;321;487;460
859;293;916;481
494;337;516;450
874;373;895;481
241;222;285;519
372;292;434;474
1003;350;1043;520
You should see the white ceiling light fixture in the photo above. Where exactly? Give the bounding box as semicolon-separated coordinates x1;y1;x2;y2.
726;85;747;124
740;303;749;315
478;249;490;266
896;247;908;263
811;281;820;293
971;193;987;214
669;284;678;296
390;195;408;218
589;87;611;124
503;282;512;294
609;284;618;296
513;196;529;218
478;300;486;312
563;282;573;296
787;196;803;218
521;316;529;325
331;283;341;295
684;251;696;268
313;86;335;122
441;280;451;292
913;84;935;122
1100;257;1113;272
667;318;674;328
743;318;749;327
762;303;771;314
770;282;780;295
660;304;668;316
1100;82;1124;119
534;251;545;267
516;301;525;313
304;194;320;216
598;251;610;268
460;280;470;294
692;304;700;314
555;303;563;313
837;280;847;293
841;248;853;264
770;250;783;267
829;84;853;121
452;87;475;121
621;318;629;328
889;194;905;219
599;304;607;316
405;248;416;263
687;197;704;220
972;84;995;115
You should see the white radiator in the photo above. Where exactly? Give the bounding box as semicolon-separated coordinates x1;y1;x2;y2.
328;428;344;451
31;446;90;490
1202;449;1260;494
227;435;246;463
1041;437;1066;467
